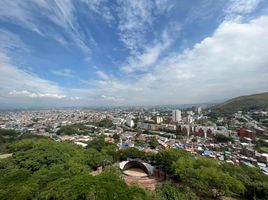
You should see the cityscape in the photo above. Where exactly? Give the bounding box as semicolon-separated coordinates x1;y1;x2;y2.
1;0;268;200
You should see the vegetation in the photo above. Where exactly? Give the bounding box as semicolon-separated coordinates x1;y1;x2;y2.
112;133;120;143
255;139;268;153
1;130;268;200
154;182;198;200
215;134;233;143
155;149;191;174
56;123;99;135
173;157;245;198
0;129;45;153
118;147;145;161
93;119;114;128
149;137;159;149
0;133;150;200
154;148;268;199
134;139;146;147
212;92;268;114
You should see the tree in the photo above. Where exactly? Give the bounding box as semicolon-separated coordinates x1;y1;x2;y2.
173;157;246;198
149;137;159;149
155;149;192;173
221;163;268;199
154;182;198;200
112;133;120;143
118;147;145;161
8;139;34;152
93;119;114;128
87;137;115;152
0;168;37;200
215;134;233;143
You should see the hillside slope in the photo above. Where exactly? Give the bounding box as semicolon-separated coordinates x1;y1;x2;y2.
213;92;268;114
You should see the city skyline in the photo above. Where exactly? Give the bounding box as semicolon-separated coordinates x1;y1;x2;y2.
1;0;268;108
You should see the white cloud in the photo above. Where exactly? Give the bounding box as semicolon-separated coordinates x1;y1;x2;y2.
0;52;82;105
0;0;111;59
116;0;154;52
0;53;62;95
121;23;181;73
23;15;267;106
116;0;173;53
52;68;74;77
70;96;81;100
9;90;66;99
100;95;124;102
1;1;268;107
129;15;268;104
96;70;112;80
86;15;268;105
225;0;262;20
0;29;28;52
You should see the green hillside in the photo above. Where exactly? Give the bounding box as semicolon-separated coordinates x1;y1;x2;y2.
213;92;268;114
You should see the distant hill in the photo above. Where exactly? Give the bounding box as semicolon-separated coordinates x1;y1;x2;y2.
212;92;268;114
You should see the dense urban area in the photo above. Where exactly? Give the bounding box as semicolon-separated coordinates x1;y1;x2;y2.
1;95;268;199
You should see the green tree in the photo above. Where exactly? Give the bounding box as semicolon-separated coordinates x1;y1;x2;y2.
149;137;159;149
154;182;198;200
118;147;145;161
173;157;245;198
112;133;120;143
155;149;191;173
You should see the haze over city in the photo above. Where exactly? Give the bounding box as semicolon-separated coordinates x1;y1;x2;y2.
1;0;268;108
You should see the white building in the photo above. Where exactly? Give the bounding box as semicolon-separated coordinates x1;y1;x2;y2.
187;115;194;123
126;117;135;127
197;107;202;115
187;111;194;116
156;116;163;124
112;118;125;125
172;110;182;122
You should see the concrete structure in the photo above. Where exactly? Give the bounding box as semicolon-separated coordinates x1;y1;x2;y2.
187;115;194;123
112;118;124;125
119;160;155;176
237;128;256;141
197;107;202;115
172;110;181;122
155;116;163;124
126;117;135;127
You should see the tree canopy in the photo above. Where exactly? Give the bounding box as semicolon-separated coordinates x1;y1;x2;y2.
1;131;268;200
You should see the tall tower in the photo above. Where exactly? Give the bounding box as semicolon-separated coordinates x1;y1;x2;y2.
172;110;181;122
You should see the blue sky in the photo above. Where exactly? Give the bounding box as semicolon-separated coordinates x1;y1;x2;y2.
0;0;268;108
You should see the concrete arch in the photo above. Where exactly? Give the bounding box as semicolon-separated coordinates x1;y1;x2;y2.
119;160;155;176
123;160;149;175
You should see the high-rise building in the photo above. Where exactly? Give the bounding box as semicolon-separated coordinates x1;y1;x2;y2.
172;110;181;122
197;107;202;115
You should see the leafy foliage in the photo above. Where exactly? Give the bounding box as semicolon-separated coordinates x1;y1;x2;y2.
118;147;145;161
220;163;268;199
215;134;233;143
173;157;245;198
1;133;268;200
154;182;198;200
149;137;159;149
0;138;150;200
155;149;191;173
56;123;98;135
93;119;114;128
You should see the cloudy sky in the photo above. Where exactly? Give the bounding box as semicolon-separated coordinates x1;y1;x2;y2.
0;0;268;108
